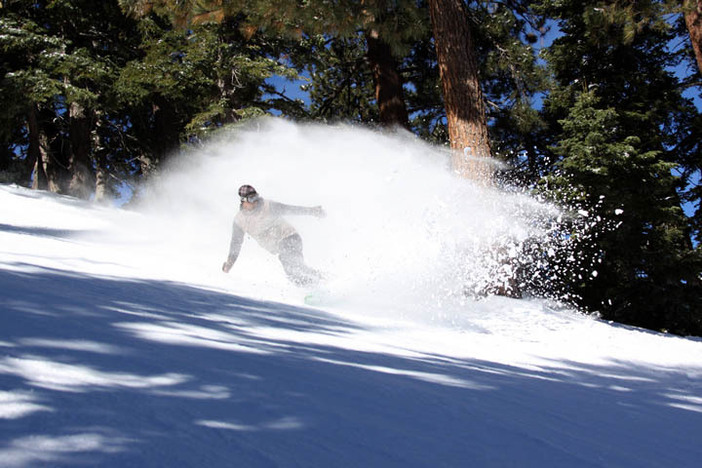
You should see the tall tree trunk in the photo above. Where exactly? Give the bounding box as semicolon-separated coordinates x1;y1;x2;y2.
365;30;410;129
428;0;492;181
27;104;49;191
134;98;180;178
150;97;180;170
36;105;68;193
216;40;240;125
68;101;95;200
684;0;702;75
93;116;110;204
94;156;110;203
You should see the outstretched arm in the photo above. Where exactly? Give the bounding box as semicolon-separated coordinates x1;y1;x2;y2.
222;223;245;273
269;201;326;218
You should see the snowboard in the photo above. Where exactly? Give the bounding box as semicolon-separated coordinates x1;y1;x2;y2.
303;286;334;306
304;290;328;306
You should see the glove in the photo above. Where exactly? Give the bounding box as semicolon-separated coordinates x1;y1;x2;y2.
222;260;233;273
312;206;326;218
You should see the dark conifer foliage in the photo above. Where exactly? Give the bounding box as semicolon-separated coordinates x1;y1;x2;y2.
1;0;700;335
532;0;702;335
1;0;297;198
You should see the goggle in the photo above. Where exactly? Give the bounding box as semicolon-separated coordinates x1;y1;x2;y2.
240;194;259;203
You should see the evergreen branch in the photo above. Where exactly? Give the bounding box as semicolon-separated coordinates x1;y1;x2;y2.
313;56;366;118
263;85;304;105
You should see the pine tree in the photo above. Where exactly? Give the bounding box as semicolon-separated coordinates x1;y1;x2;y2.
536;0;702;335
427;0;491;179
119;0;427;128
2;1;298;198
1;0;145;199
1;3;72;193
299;35;379;124
476;2;549;183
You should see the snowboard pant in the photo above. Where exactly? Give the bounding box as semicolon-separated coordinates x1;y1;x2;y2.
278;234;322;287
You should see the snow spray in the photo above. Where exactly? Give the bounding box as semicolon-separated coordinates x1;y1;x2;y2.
135;118;597;323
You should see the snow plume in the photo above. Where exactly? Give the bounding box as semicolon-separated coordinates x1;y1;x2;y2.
132;118;592;322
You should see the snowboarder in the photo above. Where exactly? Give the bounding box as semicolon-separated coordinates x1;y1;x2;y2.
222;185;325;286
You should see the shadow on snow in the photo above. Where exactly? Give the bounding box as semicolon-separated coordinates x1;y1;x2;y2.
1;265;701;467
0;224;97;241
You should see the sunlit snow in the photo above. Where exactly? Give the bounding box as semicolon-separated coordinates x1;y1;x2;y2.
1;119;701;467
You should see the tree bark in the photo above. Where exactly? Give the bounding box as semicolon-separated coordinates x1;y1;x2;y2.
151;97;180;167
94;158;110;203
27;104;49;191
93;117;110;204
68;101;95;200
428;0;492;181
684;0;702;75
134;97;181;178
365;30;410;129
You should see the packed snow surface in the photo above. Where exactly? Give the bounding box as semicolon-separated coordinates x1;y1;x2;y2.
2;119;702;467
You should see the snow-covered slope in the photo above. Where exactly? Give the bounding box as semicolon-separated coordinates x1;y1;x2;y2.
2;121;702;467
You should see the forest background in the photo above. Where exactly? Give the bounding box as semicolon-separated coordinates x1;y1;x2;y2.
1;0;701;336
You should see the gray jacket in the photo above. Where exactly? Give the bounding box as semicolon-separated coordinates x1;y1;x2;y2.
226;199;320;261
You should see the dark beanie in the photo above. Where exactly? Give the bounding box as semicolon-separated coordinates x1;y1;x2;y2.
238;185;257;198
